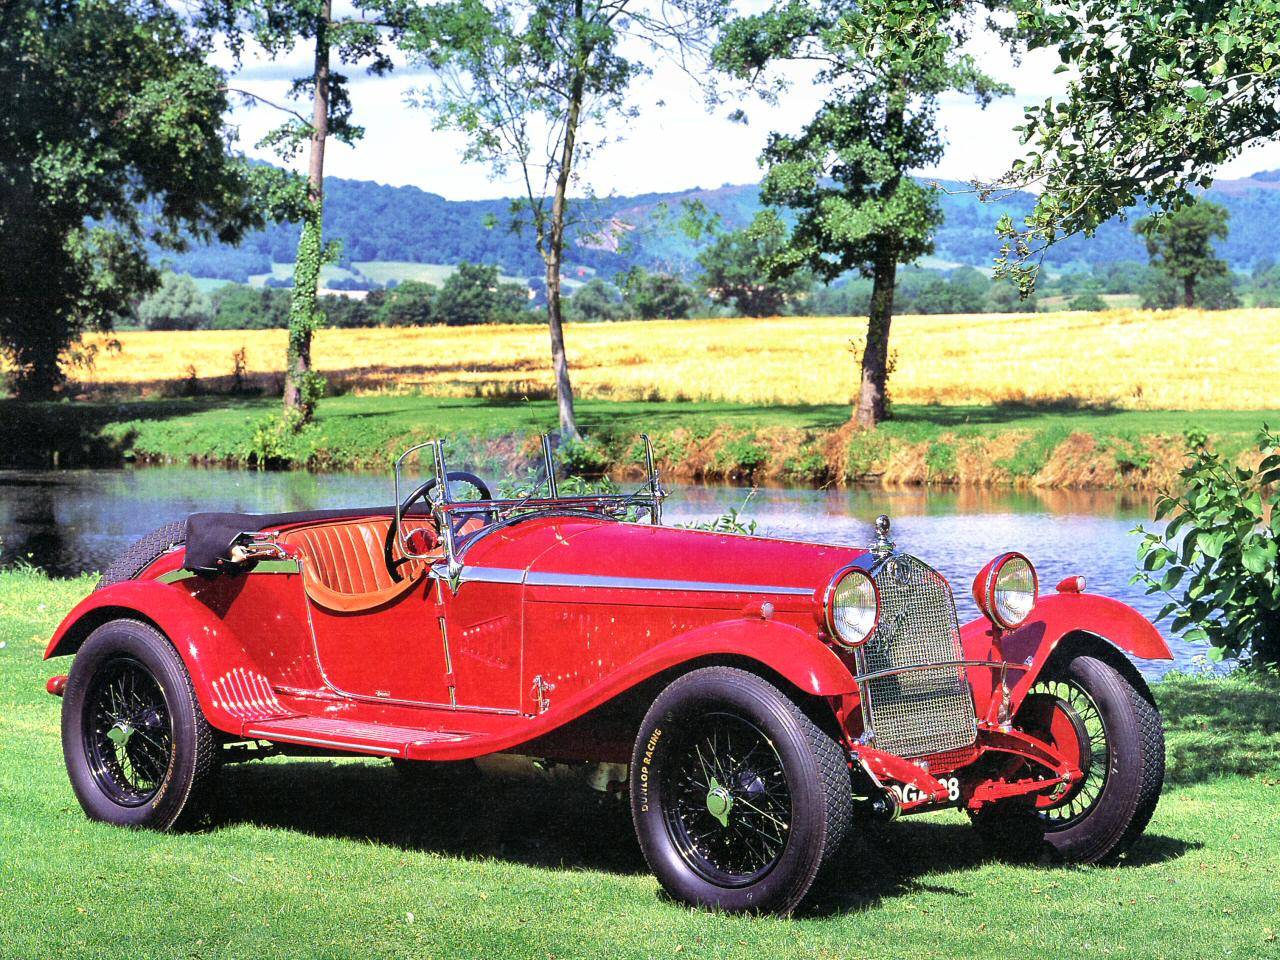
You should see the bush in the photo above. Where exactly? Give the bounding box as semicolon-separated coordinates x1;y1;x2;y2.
1133;426;1280;666
137;273;211;330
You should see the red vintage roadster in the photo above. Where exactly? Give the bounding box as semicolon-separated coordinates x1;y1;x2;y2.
44;436;1168;913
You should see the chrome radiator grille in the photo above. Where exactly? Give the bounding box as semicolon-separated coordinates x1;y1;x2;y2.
858;554;977;758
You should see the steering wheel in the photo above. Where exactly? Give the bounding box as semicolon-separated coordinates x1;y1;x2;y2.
385;471;492;581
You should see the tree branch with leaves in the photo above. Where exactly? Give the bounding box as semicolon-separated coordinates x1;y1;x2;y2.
405;0;728;441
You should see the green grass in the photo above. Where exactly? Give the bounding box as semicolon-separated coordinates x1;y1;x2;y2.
3;567;1280;959
1;394;1275;480
351;260;532;288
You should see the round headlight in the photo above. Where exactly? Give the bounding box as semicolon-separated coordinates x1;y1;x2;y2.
825;568;879;648
975;552;1038;629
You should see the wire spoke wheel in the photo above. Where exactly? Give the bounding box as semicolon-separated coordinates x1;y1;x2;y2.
1021;678;1110;829
83;656;173;806
662;711;792;887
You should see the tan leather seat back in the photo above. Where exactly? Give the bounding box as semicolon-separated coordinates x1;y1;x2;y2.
277;517;438;612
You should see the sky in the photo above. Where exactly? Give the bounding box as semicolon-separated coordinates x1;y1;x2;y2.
216;9;1280;202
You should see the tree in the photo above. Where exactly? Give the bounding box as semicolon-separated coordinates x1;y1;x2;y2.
211;285;293;329
435;262;529;325
138;274;213;330
696;211;811;317
1134;200;1233;309
196;0;416;424
715;0;1008;426
408;0;729;440
619;268;697;320
565;277;624;321
373;280;436;326
988;2;1280;292
0;0;260;396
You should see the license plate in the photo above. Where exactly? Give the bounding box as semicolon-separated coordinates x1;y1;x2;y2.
890;775;960;806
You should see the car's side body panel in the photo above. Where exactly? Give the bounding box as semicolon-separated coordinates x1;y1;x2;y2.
45;579;294;735
45;508;1171;775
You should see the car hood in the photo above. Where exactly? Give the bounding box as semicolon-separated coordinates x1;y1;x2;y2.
467;515;868;599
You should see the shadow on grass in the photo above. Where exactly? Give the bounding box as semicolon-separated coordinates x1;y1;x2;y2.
211;758;1196;914
1156;675;1280;784
0;397;247;468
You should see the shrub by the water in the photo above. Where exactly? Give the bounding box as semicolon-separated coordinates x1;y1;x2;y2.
1134;426;1280;666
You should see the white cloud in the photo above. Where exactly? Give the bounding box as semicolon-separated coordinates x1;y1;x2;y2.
219;15;1280;200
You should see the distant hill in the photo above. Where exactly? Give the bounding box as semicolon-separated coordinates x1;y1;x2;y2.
158;168;1280;285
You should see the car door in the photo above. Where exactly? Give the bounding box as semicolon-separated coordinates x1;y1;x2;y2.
434;570;525;712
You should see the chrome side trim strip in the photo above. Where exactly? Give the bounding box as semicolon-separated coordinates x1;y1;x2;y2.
445;564;816;595
524;570;816;596
243;729;402;756
453;565;526;585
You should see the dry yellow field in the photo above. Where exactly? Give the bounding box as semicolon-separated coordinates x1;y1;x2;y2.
64;307;1280;409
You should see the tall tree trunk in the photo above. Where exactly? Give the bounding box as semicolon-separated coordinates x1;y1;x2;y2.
1183;275;1195;308
854;242;898;428
543;0;585;442
283;0;331;425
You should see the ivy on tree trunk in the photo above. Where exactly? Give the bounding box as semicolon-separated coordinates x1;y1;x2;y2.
283;1;331;425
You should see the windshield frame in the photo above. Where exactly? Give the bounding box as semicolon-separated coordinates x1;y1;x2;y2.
393;433;666;585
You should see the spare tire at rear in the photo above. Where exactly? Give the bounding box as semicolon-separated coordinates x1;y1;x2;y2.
96;521;187;590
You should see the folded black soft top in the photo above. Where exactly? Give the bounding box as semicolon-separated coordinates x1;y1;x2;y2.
183;508;398;574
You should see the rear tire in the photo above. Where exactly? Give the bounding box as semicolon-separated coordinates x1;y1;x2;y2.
96;521;186;590
61;619;218;830
630;667;852;914
970;653;1164;864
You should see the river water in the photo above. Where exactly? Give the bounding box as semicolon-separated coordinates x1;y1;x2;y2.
0;467;1196;674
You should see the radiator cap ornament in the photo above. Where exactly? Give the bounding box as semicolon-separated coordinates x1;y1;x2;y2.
872;514;894;556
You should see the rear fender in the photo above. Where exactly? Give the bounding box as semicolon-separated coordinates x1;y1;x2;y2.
987;592;1172;720
44;580;288;735
629;617;858;697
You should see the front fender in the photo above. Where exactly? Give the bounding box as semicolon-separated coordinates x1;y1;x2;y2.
45;580;279;735
628;617;859;697
963;592;1172;721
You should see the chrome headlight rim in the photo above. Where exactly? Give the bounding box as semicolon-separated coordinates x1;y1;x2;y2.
823;564;880;649
982;552;1039;630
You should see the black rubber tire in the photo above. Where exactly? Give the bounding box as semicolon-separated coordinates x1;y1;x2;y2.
61;619;218;830
970;653;1165;864
96;521;187;590
630;666;852;914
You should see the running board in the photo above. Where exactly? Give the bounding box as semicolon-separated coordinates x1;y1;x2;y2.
243;717;474;759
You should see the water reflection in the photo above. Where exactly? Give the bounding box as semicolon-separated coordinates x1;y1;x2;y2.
0;467;1191;675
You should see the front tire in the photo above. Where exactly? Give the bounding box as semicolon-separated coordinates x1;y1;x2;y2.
630;667;852;914
971;653;1164;864
61;619;218;830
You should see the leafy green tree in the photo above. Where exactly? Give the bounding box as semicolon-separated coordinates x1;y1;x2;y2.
715;0;1008;426
989;2;1280;292
619;268;697;320
196;0;416;423
211;286;292;329
565;277;624;322
138;274;213;330
1068;290;1108;312
408;0;729;440
373;280;436;326
435;262;529;325
1135;201;1234;309
0;0;260;396
696;211;811;317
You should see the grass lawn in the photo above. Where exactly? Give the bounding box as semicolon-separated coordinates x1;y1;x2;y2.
2;567;1279;959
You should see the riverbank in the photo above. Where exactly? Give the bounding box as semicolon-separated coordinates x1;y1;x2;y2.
3;567;1278;959
1;395;1275;488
